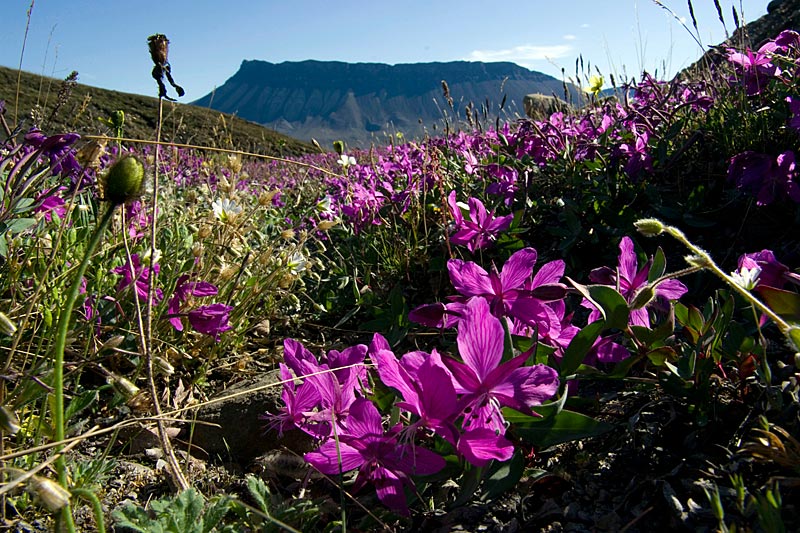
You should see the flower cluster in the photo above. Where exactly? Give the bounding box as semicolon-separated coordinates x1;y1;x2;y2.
268;295;559;514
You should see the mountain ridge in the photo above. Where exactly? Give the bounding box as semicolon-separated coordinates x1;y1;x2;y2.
193;60;581;147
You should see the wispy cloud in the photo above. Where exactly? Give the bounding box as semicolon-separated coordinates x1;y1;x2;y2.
562;34;577;41
466;44;573;68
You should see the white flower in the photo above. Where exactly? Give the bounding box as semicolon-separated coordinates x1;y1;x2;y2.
286;252;308;275
316;195;334;216
212;198;243;223
337;154;357;168
731;265;761;291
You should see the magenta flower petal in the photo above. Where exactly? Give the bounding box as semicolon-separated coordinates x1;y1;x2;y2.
448;260;493;296
456;297;504;381
499;248;538;289
532;259;565;286
187;303;232;339
372;467;408;515
304;441;364;474
457;428;515;467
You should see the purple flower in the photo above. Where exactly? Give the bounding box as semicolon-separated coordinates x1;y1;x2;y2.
728;150;800;205
444;298;559;465
447;191;513;253
484;164;519;206
304;398;445;515
23;129;82;177
370;334;460;444
111;254;163;304
787;96;800;133
187;303;232;340
264;365;322;437
34;188;67;222
726;41;781;95
447;247;567;327
408;300;464;328
774;30;800;51
584;236;687;328
737;250;800;290
167;274;218;331
275;338;369;437
618;129;652;180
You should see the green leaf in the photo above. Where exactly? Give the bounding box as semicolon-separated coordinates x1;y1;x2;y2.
64;389;98;422
566;277;629;330
646;347;677;366
512;409;613;449
12;198;35;214
1;218;37;235
649;247;667;282
202;496;233;533
560;320;606;376
788;326;800;352
246;475;272;514
757;286;800;323
480;450;524;501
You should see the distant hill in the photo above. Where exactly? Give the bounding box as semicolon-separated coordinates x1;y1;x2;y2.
0;65;315;156
193;60;583;148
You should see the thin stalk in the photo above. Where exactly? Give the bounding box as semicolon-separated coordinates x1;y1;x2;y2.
664;225;792;334
13;1;35;125
71;488;106;533
51;204;116;532
145;97;189;491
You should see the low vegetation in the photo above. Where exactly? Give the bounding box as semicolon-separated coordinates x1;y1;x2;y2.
0;9;799;533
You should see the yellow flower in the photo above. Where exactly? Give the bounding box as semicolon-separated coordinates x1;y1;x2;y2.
586;74;604;96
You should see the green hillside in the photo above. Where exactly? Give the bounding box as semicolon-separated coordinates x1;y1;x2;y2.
0;65;315;156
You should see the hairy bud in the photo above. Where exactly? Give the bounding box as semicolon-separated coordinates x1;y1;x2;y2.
104;156;144;205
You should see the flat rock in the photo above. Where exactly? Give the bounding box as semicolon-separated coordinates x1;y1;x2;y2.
183;371;313;464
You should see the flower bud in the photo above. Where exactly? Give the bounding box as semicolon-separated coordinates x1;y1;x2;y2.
110;373;140;399
219;264;238;281
0;311;17;336
98;335;125;352
153;356;175;375
0;405;20;435
634;218;665;237
104;156;144;205
685;254;712;269
630;285;656;310
316;220;338;231
29;476;71;512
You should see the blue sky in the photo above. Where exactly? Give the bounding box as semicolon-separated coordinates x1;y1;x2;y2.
0;1;773;102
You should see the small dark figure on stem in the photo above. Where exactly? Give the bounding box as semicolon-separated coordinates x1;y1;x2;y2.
147;34;185;101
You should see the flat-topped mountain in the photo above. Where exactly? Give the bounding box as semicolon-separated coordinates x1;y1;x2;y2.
193;60;581;147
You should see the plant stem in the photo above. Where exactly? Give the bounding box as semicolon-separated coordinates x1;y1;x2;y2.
663;224;792;334
71;488;106;533
145;97;190;491
51;203;116;532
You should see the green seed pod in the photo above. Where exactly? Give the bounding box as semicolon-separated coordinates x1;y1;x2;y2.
0;405;20;435
332;140;345;155
104;155;144;205
0;311;17;336
111;110;125;130
29;476;71;512
634;218;665;237
630;285;656;310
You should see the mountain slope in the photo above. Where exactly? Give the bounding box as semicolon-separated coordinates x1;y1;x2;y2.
193;60;581;147
0;65;315;156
